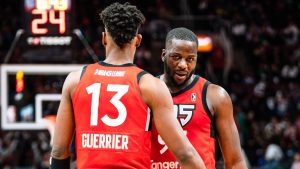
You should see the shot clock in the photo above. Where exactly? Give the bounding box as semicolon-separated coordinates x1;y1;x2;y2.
24;0;72;45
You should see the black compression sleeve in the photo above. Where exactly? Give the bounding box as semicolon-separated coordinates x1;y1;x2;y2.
49;156;70;169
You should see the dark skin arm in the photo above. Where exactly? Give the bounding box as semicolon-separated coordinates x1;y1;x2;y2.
51;70;81;159
207;84;248;169
140;74;206;169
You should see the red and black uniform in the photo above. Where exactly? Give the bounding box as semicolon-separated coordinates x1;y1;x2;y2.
72;62;151;169
151;75;216;169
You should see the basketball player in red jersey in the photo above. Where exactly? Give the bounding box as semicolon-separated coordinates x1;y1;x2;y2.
151;27;248;169
49;3;205;169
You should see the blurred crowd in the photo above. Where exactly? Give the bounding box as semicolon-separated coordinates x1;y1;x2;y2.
1;0;300;168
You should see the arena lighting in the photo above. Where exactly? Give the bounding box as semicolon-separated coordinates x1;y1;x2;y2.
197;35;213;52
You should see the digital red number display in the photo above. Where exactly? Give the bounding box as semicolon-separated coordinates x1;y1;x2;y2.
24;0;71;36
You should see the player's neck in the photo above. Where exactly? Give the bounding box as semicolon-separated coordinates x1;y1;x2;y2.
162;74;195;93
104;44;136;65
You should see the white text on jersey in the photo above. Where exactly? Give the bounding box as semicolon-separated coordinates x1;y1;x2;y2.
151;160;180;169
94;69;126;77
82;133;128;150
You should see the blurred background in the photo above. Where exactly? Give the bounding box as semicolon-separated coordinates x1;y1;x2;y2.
0;0;300;168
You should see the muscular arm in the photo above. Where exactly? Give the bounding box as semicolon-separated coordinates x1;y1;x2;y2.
207;84;247;169
140;74;206;169
51;70;81;159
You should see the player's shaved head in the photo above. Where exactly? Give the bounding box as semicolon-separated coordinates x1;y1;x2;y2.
165;27;198;48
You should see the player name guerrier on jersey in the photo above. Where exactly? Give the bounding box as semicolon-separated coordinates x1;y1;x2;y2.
81;133;129;150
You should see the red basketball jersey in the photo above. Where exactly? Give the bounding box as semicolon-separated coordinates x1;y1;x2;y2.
151;75;216;169
72;62;151;169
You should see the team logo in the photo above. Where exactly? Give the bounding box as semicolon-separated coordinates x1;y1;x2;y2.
191;93;196;102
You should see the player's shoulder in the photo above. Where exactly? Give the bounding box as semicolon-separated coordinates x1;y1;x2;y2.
139;73;167;92
206;82;231;108
64;66;86;94
139;73;171;107
196;75;225;95
203;81;233;117
67;66;86;80
207;83;228;98
139;72;160;84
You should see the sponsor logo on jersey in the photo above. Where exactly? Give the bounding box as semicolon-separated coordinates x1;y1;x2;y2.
94;69;125;77
151;160;180;169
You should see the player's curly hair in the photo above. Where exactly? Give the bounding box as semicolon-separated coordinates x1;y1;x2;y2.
166;27;198;47
100;2;145;48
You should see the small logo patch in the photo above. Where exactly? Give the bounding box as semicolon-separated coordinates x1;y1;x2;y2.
191;93;196;102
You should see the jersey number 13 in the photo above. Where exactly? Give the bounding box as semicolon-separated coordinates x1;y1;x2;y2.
86;83;129;127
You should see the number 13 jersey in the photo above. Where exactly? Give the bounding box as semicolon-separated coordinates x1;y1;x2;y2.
72;62;151;169
151;75;216;169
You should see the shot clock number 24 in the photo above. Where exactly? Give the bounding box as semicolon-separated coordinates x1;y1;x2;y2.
24;0;72;36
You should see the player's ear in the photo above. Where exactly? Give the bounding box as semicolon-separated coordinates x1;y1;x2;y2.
135;34;142;47
102;32;107;46
161;49;166;62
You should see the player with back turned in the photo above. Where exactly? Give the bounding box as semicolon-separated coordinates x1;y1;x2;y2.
151;27;248;169
49;3;206;169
